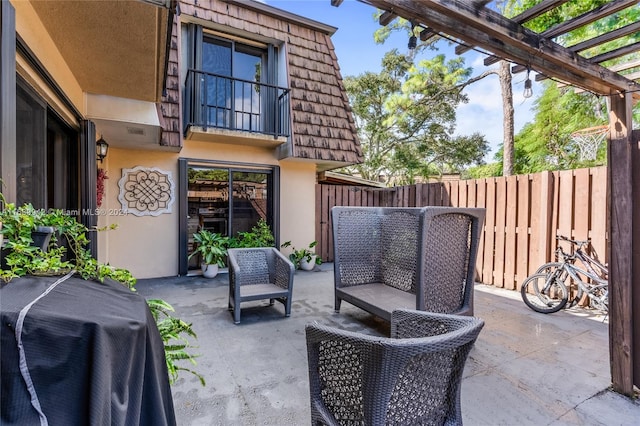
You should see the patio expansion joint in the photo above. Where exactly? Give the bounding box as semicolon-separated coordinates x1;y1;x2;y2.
549;387;618;426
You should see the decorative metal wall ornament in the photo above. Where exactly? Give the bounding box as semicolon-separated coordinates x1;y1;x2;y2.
118;166;175;216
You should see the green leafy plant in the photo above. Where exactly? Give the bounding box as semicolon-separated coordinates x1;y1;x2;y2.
227;218;275;248
0;199;201;386
0;204;73;281
147;298;205;386
281;240;321;269
189;229;229;266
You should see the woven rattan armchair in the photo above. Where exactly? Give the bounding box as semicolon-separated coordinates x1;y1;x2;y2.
306;310;484;425
227;247;295;324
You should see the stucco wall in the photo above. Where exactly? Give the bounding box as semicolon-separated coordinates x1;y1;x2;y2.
279;161;318;254
99;141;317;279
11;0;84;119
97;149;179;279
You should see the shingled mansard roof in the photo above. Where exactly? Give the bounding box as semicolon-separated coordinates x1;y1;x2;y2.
160;0;363;169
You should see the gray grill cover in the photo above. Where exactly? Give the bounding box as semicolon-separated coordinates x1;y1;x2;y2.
1;275;176;426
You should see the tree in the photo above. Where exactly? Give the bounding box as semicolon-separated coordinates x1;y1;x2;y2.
498;61;514;176
467;81;607;177
516;82;607;172
341;50;489;184
374;16;516;177
499;0;640;172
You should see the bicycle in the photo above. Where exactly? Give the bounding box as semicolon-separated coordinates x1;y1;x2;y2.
520;235;608;314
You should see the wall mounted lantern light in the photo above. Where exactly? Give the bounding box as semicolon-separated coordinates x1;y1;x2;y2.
96;135;109;163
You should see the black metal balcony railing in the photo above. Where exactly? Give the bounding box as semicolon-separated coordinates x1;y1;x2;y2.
184;69;290;139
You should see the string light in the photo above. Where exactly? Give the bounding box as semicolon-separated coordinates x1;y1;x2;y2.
523;69;533;98
408;22;417;50
406;24;626;98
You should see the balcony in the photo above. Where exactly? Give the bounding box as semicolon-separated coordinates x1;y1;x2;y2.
184;69;290;147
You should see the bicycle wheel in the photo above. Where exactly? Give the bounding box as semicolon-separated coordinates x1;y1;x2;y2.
532;264;575;306
535;262;563;275
521;272;568;313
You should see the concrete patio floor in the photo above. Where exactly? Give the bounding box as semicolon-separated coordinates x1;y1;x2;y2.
136;263;640;425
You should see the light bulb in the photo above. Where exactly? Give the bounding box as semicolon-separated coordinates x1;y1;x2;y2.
408;35;417;50
523;79;533;98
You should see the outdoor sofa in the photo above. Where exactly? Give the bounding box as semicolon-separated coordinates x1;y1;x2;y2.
331;206;485;321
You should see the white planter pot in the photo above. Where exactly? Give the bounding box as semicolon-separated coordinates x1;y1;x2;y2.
299;255;317;271
201;263;219;278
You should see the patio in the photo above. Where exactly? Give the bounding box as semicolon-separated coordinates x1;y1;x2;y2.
136;264;640;425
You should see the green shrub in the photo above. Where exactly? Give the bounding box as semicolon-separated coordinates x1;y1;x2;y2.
228;218;275;248
189;230;229;266
280;240;322;269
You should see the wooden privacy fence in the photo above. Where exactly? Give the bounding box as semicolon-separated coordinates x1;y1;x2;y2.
316;166;608;290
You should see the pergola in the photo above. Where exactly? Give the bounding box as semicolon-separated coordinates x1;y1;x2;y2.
331;0;640;396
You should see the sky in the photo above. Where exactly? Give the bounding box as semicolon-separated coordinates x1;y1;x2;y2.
264;0;539;161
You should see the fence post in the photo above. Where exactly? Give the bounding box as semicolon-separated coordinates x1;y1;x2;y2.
535;171;554;268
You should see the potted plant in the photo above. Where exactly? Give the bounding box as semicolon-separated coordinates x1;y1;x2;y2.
189;229;229;278
227;218;275;248
281;240;321;271
0;197;203;385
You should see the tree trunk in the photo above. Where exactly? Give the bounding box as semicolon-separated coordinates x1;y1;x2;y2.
499;61;515;176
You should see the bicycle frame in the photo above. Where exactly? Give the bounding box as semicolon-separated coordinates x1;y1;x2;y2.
555;236;608;311
574;249;608;280
556;235;608;279
522;235;609;314
558;254;608;311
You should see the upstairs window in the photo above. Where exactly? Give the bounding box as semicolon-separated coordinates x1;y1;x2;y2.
183;25;289;138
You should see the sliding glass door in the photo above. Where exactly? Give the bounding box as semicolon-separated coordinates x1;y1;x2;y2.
182;161;278;274
16;78;78;211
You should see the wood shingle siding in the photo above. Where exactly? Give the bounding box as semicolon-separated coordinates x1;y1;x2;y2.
160;17;181;148
159;0;362;165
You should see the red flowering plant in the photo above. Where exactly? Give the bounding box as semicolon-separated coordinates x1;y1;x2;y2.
97;168;108;208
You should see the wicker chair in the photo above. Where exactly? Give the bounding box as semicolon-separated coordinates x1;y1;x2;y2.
306;310;484;425
227;247;295;324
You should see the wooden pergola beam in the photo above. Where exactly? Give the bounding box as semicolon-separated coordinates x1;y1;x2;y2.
379;10;396;26
508;0;570;24
511;21;640;75
542;0;638;39
483;0;637;65
590;41;640;65
609;58;640;72
358;0;640;95
419;27;436;42
622;70;640;81
456;0;570;55
568;21;640;53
